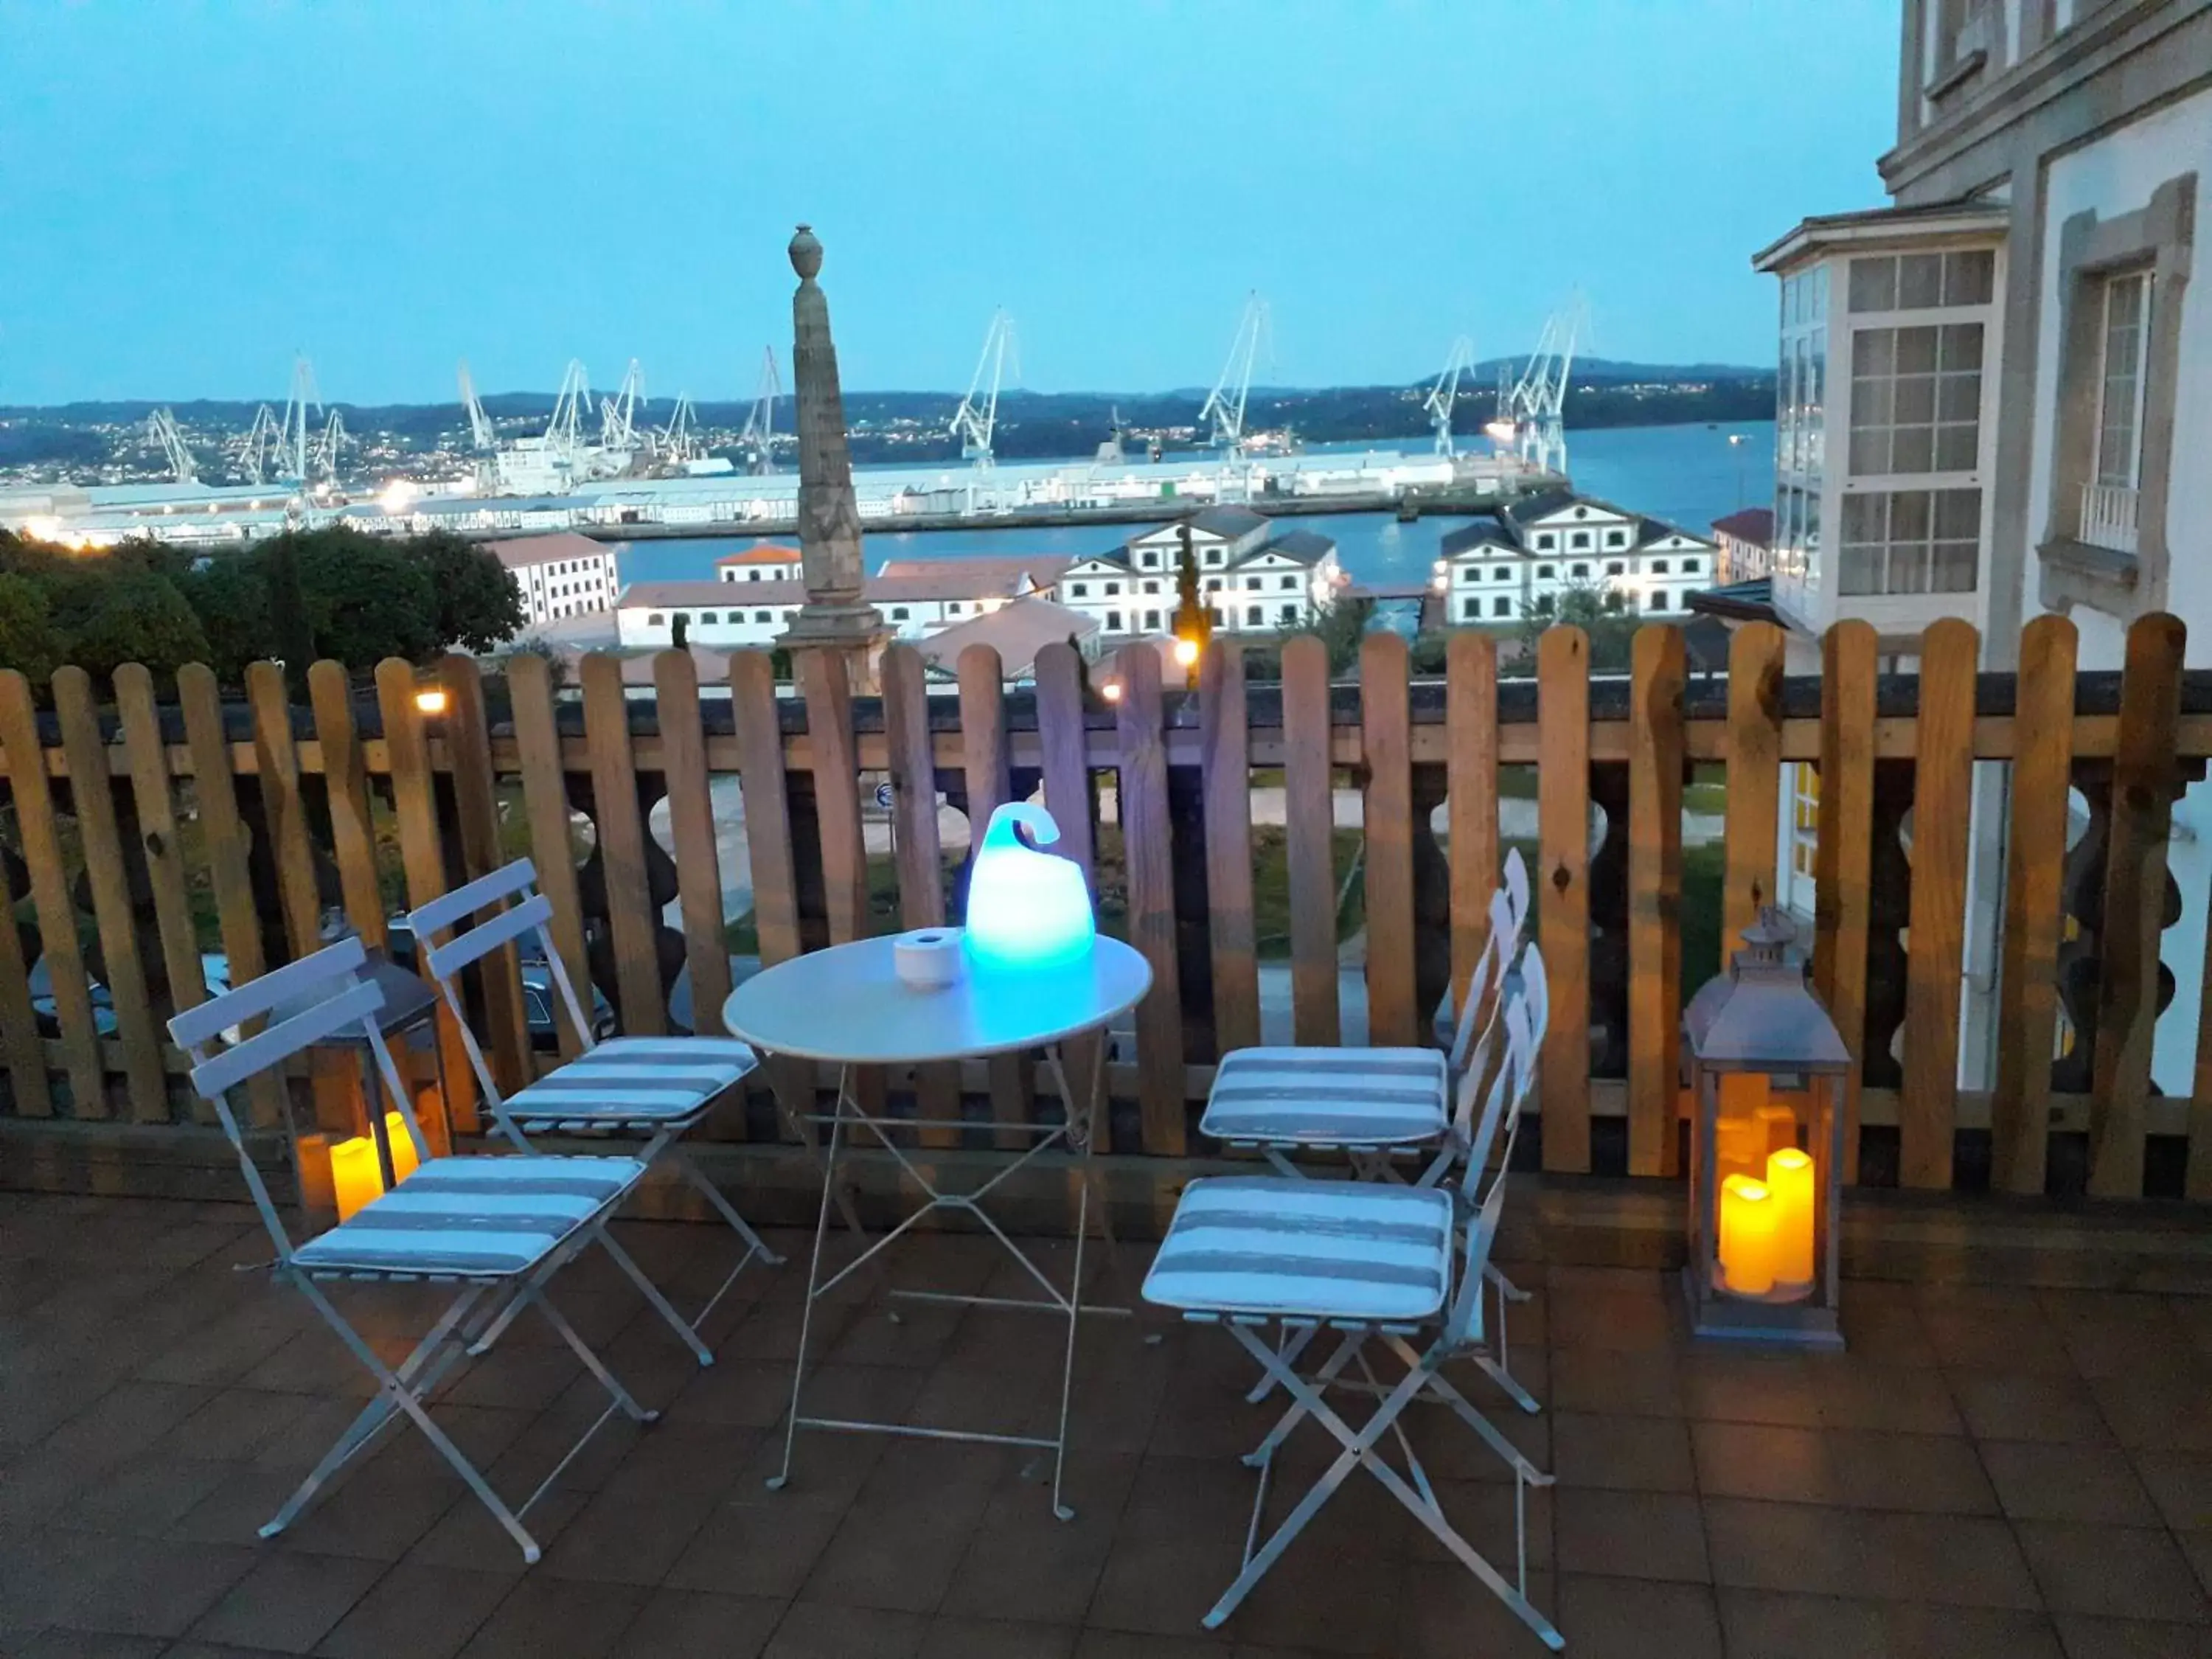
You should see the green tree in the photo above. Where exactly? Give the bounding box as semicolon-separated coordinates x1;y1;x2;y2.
1311;594;1376;675
1517;579;1642;672
62;569;209;685
178;551;272;684
0;574;61;689
263;534;317;686
294;532;439;667
415;529;526;653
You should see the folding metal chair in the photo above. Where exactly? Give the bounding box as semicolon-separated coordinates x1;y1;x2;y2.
407;860;782;1368
1201;850;1531;1187
1143;999;1559;1648
168;936;662;1565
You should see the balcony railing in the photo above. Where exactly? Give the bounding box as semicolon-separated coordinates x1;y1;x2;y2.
1;614;2210;1208
2081;480;2141;556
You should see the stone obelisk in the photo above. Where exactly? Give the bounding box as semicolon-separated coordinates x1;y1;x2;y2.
776;224;888;689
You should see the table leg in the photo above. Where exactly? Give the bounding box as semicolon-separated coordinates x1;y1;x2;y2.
1041;1038;1153;1338
767;1064;850;1494
1050;1161;1088;1523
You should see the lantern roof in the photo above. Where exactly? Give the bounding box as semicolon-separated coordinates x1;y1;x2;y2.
1683;908;1852;1073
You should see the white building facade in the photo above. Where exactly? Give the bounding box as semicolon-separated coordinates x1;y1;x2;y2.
1436;491;1716;624
487;532;621;627
1054;507;1345;637
1756;0;2211;1095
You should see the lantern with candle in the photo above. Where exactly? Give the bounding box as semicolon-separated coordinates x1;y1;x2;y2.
1681;907;1851;1348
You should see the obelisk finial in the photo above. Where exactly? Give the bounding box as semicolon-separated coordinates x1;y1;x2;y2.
776;223;886;681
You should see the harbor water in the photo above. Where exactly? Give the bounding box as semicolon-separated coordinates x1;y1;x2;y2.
613;420;1778;593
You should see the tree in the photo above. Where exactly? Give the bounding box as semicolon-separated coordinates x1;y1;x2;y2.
0;574;60;689
1311;594;1376;676
415;529;526;653
493;636;569;691
293;532;439;667
178;551;273;684
62;568;209;686
263;534;317;687
1517;578;1642;672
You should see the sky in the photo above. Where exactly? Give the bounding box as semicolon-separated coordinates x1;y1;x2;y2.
0;1;1901;406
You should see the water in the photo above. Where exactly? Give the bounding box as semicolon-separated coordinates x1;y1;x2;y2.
613;420;1778;591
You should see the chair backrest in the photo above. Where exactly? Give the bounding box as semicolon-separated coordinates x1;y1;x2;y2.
1445;888;1520;1075
1503;846;1530;935
1458;994;1534;1193
1443;1144;1513;1348
169;936;420;1262
407;859;594;1150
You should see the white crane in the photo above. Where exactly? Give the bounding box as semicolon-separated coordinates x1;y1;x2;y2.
1200;292;1268;454
313;408;347;486
948;309;1016;468
146;408;197;482
599;358;644;453
276;355;322;485
235;404;281;484
456;359;496;452
1506;297;1586;476
1423;335;1477;457
545;360;590;467
658;391;697;462
739;347;781;476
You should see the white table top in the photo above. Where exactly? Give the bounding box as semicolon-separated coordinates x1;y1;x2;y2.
721;933;1152;1065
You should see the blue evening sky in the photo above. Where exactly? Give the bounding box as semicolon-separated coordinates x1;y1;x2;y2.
0;1;1899;406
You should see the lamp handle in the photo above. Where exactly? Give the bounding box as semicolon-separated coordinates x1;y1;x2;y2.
979;800;1060;854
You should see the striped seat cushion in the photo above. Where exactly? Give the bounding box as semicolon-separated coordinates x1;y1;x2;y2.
504;1037;759;1127
293;1155;645;1276
1200;1046;1449;1147
1142;1176;1454;1323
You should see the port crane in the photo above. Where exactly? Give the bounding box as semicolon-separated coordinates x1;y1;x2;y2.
1423;335;1476;457
1200;292;1268;454
146;408;197;483
457;360;497;452
313;408;347;486
949;310;1016;469
739;347;781;476
599;358;644;453
546;360;591;470
278;355;321;486
1504;297;1585;476
235;404;281;484
657;392;698;463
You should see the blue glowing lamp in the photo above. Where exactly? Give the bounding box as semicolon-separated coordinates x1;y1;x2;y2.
964;803;1095;972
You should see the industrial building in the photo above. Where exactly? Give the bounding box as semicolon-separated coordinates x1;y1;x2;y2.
487;532;622;627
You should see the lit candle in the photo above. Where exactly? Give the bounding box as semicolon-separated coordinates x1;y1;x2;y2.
1765;1147;1816;1298
383;1112;421;1185
1715;1116;1767;1181
1755;1102;1798;1157
1717;1173;1779;1297
329;1135;385;1222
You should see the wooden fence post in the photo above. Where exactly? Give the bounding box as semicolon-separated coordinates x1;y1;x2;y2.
439;655;531;1091
1537;626;1592;1174
1446;631;1500;1026
1360;632;1416;1048
1627;625;1685;1178
654;648;735;1040
1281;634;1340;1047
957;644;1036;1144
579;653;667;1037
504;653;589;1062
1116;644;1186;1155
882;641;961;1146
1200;639;1260;1057
1812;621;1878;1184
1721;622;1786;957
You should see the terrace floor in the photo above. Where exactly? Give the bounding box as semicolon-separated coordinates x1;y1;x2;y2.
1;1189;2208;1659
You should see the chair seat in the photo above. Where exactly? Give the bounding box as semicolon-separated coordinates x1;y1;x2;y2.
1200;1046;1449;1147
504;1037;759;1127
292;1155;646;1276
1142;1176;1455;1324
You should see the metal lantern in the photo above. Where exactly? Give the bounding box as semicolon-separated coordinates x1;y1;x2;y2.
1681;907;1851;1349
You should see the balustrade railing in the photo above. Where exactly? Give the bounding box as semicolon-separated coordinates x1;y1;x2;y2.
2;613;2211;1204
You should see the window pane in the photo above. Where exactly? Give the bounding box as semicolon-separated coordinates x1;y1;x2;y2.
1935;489;1980;540
1853;329;1895;377
1895;375;1936;425
1896;327;1938;375
1841;493;1886;542
1891;428;1934;473
1891;490;1931;543
1941;322;1983;371
1848;257;1897;313
1849;429;1889;473
1938;373;1980;422
1935;425;1978;471
1899;254;1943;309
1944;251;1994;306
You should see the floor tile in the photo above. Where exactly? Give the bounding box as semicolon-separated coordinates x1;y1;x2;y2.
1394;1562;1559;1658
1703;1498;1869;1597
2054;1613;2212;1658
610;1589;787;1659
313;1562;512;1659
918;1615;1079;1659
1677;1354;1823;1427
1950;1370;2113;1444
2015;1522;2210;1623
1857;1511;2040;1610
1551;1412;1695;1492
1230;1545;1402;1655
6;1634;170;1659
1815;1363;1963;1435
453;1576;650;1658
537;1481;721;1586
1552;1487;1708;1583
1829;1427;1997;1513
1557;1573;1721;1658
762;1601;928;1658
2131;1450;2212;1536
1715;1587;1889;1659
666;1498;848;1599
938;1459;1135;1626
1982;1440;2163;1525
46;1537;260;1640
1087;1458;1256;1637
184;1551;386;1654
1691;1422;1837;1506
1549;1345;1685;1417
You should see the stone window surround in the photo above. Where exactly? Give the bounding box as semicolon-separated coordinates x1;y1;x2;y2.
2038;170;2194;621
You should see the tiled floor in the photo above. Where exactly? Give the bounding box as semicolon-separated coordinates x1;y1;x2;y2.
1;1189;2208;1658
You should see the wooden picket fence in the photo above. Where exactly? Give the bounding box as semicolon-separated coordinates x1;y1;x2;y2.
2;612;2211;1206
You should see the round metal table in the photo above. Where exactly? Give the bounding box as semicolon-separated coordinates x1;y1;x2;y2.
723;933;1151;1519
